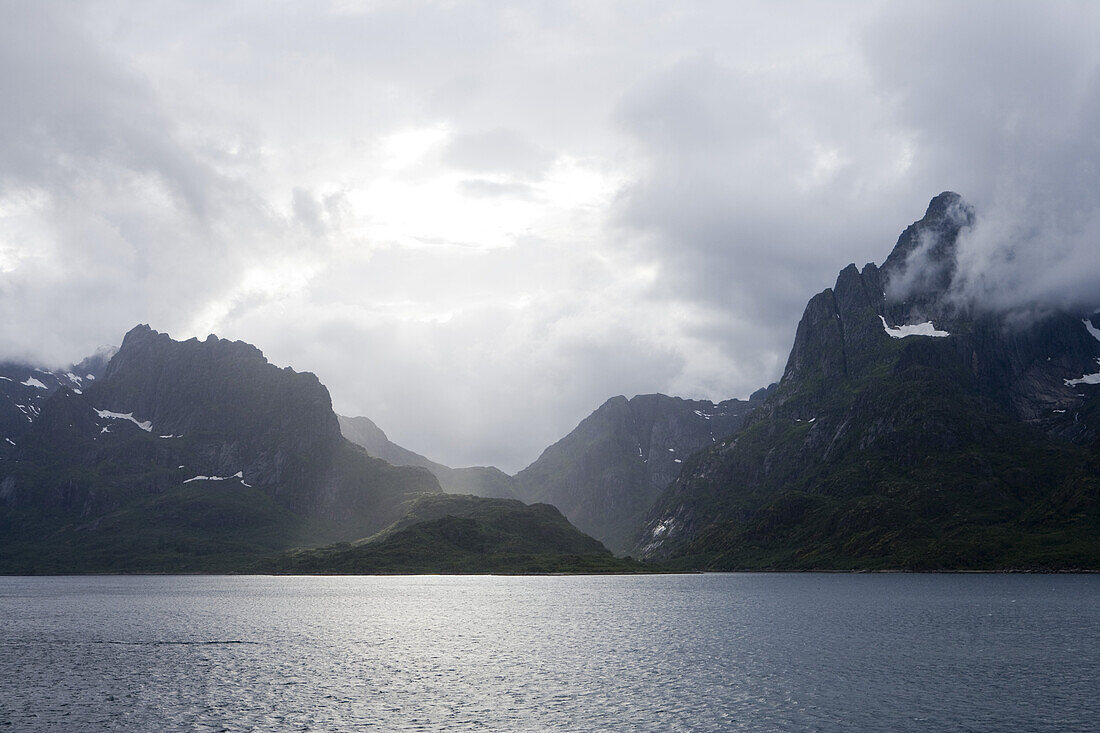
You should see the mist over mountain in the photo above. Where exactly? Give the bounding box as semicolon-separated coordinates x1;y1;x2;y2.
0;347;114;458
513;393;762;553
338;415;519;500
2;192;1098;573
884;192;1100;326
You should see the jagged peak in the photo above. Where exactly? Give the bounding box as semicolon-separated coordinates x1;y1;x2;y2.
835;263;861;289
117;324;265;363
879;192;974;309
120;323;159;343
923;191;966;220
599;395;630;409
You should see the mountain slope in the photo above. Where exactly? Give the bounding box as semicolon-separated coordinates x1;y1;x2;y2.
0;326;440;572
338;415;519;499
513;392;760;553
635;193;1100;570
0;346;115;460
259;493;647;574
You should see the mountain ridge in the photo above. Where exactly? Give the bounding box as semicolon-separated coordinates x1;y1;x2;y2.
338;414;519;499
0;325;442;572
512;391;762;553
633;192;1100;570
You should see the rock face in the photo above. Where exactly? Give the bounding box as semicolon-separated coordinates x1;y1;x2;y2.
635;193;1100;570
338;415;518;499
513;393;759;553
0;326;440;572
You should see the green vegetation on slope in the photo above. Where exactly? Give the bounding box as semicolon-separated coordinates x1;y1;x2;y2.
639;303;1100;571
258;494;656;574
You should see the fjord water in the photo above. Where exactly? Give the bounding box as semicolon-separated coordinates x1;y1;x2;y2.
1;575;1096;731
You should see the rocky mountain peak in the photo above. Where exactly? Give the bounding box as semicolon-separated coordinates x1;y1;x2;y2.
633;193;1100;569
923;190;967;220
111;325;266;377
513;391;756;552
86;324;346;490
781;194;976;391
2;325;444;570
881;191;974;312
775;191;1099;437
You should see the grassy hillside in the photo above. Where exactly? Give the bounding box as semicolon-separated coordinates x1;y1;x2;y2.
259;494;656;574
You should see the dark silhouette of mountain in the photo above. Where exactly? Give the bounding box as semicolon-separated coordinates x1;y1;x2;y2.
634;193;1100;570
512;393;760;553
0;326;440;572
0;346;115;460
338;415;518;499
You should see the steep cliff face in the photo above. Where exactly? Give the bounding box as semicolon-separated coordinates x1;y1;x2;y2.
0;326;440;572
513;393;758;553
89;326;345;503
635;193;1100;569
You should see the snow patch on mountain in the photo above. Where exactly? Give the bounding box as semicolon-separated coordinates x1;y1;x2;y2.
879;316;950;339
183;471;247;486
21;377;47;390
94;409;153;432
1066;362;1100;387
1066;319;1100;385
1083;318;1100;344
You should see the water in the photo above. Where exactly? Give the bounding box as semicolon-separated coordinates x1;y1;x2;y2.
1;574;1096;731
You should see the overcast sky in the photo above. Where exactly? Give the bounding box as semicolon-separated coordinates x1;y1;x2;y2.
2;1;1099;471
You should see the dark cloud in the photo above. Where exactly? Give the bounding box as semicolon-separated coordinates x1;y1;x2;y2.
0;4;217;213
2;1;1097;470
864;1;1100;318
612;1;1100;396
611;55;916;384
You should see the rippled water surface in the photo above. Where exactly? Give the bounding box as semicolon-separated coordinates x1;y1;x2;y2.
1;574;1097;731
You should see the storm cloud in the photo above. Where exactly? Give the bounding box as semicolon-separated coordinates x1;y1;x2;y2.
1;1;1098;471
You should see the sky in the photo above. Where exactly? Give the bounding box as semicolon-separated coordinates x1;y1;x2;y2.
2;1;1099;472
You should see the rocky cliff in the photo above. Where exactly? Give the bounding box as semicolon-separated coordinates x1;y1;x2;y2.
0;326;440;572
513;392;759;553
635;193;1100;570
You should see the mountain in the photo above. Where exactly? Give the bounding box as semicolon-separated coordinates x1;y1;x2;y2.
634;193;1100;570
0;326;441;572
338;415;519;499
0;346;116;460
513;392;761;554
258;493;649;574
